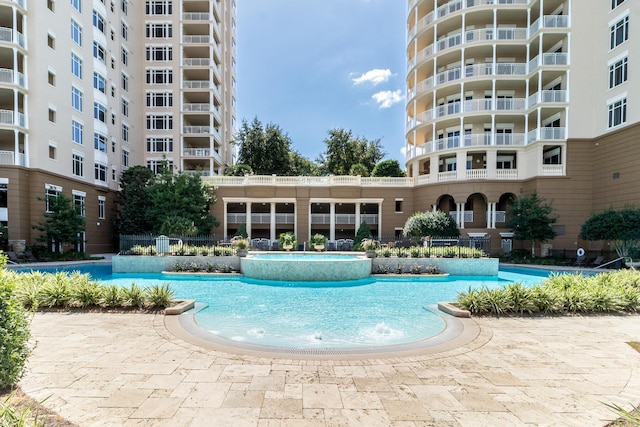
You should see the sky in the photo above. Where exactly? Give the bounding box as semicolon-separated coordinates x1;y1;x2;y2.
235;0;407;165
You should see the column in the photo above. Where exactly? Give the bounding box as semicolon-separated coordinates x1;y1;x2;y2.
223;200;228;240
270;202;276;242
492;203;497;229
329;202;336;241
459;203;465;229
246;202;252;239
377;202;382;240
355;203;361;236
486;202;492;229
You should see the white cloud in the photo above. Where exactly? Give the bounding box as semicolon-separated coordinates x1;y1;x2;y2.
352;69;393;86
371;90;403;109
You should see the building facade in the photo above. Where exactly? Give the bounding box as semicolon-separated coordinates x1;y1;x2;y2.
208;0;639;256
0;0;236;252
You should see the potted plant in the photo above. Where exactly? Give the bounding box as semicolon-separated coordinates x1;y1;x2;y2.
361;239;379;258
625;245;640;268
231;236;249;257
279;232;296;251
309;233;327;251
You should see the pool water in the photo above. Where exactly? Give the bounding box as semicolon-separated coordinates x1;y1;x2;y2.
18;264;555;349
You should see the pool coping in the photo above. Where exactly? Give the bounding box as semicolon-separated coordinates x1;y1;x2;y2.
164;304;481;360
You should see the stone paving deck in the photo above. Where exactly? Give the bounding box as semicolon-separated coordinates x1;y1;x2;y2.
21;312;640;426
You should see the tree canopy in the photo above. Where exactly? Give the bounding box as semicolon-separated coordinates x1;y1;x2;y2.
371;159;406;177
233;117;293;175
506;191;557;256
317;128;385;176
580;207;640;257
403;210;460;238
33;192;86;252
116;165;218;236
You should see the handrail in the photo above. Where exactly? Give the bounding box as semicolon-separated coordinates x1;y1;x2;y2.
594;257;625;269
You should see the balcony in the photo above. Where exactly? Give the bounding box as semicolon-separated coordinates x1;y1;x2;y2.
438;171;457;182
528;53;569;70
183;148;210;157
542;164;564;176
466;169;488;180
182;35;211;44
406;133;526;159
182;58;211;67
527;127;566;143
183;126;211;134
496;169;519;180
0;150;27;166
0;27;26;49
182;12;211;21
528;90;567;107
227;213;296;225
449;210;474;223
0;68;26;88
0;109;26;127
183;103;212;112
182;80;212;89
530;15;570;34
311;214;379;225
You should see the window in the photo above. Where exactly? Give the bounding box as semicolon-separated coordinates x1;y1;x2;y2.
543;146;561;165
110;29;115;41
47;0;55;11
111;57;115;69
48;70;56;86
71;0;81;11
98;196;105;219
94;163;108;182
122;149;129;167
609;57;628;88
110;0;114;12
610;16;629;49
111;112;116;125
70;19;82;45
72;120;83;145
71;86;83;111
395;200;403;213
112;139;116;153
111;85;116;97
93;72;106;93
121;21;128;40
121;73;129;91
146;114;173;130
48;142;57;159
146;45;172;61
146;137;173;152
92;10;105;33
612;0;626;10
147;159;173;174
111;167;117;181
0;184;6;209
146;68;173;84
48;33;55;49
72;153;84;177
93;102;107;123
93;41;106;63
146;91;173;107
94;132;107;151
73;190;87;216
145;23;172;38
608;97;627;128
121;48;129;66
48;108;56;123
71;53;82;78
45;185;61;212
121;0;127;14
122;124;129;142
121;99;129;117
145;1;172;15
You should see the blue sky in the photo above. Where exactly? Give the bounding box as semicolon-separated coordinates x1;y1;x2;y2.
235;0;407;165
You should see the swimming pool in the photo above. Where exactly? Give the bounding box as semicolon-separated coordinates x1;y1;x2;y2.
17;264;556;349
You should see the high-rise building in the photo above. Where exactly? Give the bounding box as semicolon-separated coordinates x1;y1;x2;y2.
0;0;236;253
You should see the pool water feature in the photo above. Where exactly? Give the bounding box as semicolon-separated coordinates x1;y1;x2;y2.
241;253;371;281
19;264;561;350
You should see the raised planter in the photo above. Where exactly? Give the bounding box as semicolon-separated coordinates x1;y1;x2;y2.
165;299;195;315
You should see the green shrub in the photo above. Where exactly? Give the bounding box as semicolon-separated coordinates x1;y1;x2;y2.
146;283;175;308
71;276;102;308
38;272;72;308
0;391;46;427
122;283;146;309
100;285;123;308
504;283;537;314
0;254;31;389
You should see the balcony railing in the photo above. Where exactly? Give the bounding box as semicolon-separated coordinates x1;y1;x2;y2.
183;80;212;89
438;171;457;182
182;35;211;44
310;214;379;225
0;68;26;88
528;90;567;107
0;28;26;48
183;103;212;112
466;169;488;180
542;164;564;176
527;127;566;143
0;109;26;127
530;15;570;34
0;150;14;165
182;170;212;176
183;148;211;157
204;175;415;187
449;210;474;223
182;13;211;21
528;53;569;70
183;58;211;66
182;126;211;134
496;169;519;180
495;211;507;223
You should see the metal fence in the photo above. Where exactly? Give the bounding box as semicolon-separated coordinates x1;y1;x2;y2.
119;234;228;255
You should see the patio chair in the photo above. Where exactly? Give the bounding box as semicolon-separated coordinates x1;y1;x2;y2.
573;255;587;267
5;251;20;264
23;250;38;262
591;255;605;267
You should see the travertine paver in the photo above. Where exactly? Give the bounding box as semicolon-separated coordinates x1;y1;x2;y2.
20;312;640;426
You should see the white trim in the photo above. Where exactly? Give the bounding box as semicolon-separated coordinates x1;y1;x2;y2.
0;178;8;184
45;183;62;192
608;9;629;27
98;195;106;201
72;189;86;197
607;51;628;66
606;91;628;105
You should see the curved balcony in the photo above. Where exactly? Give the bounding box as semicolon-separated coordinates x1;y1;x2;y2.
0;109;25;127
407;133;526;159
0;27;26;49
0;68;26;89
408;0;530;42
